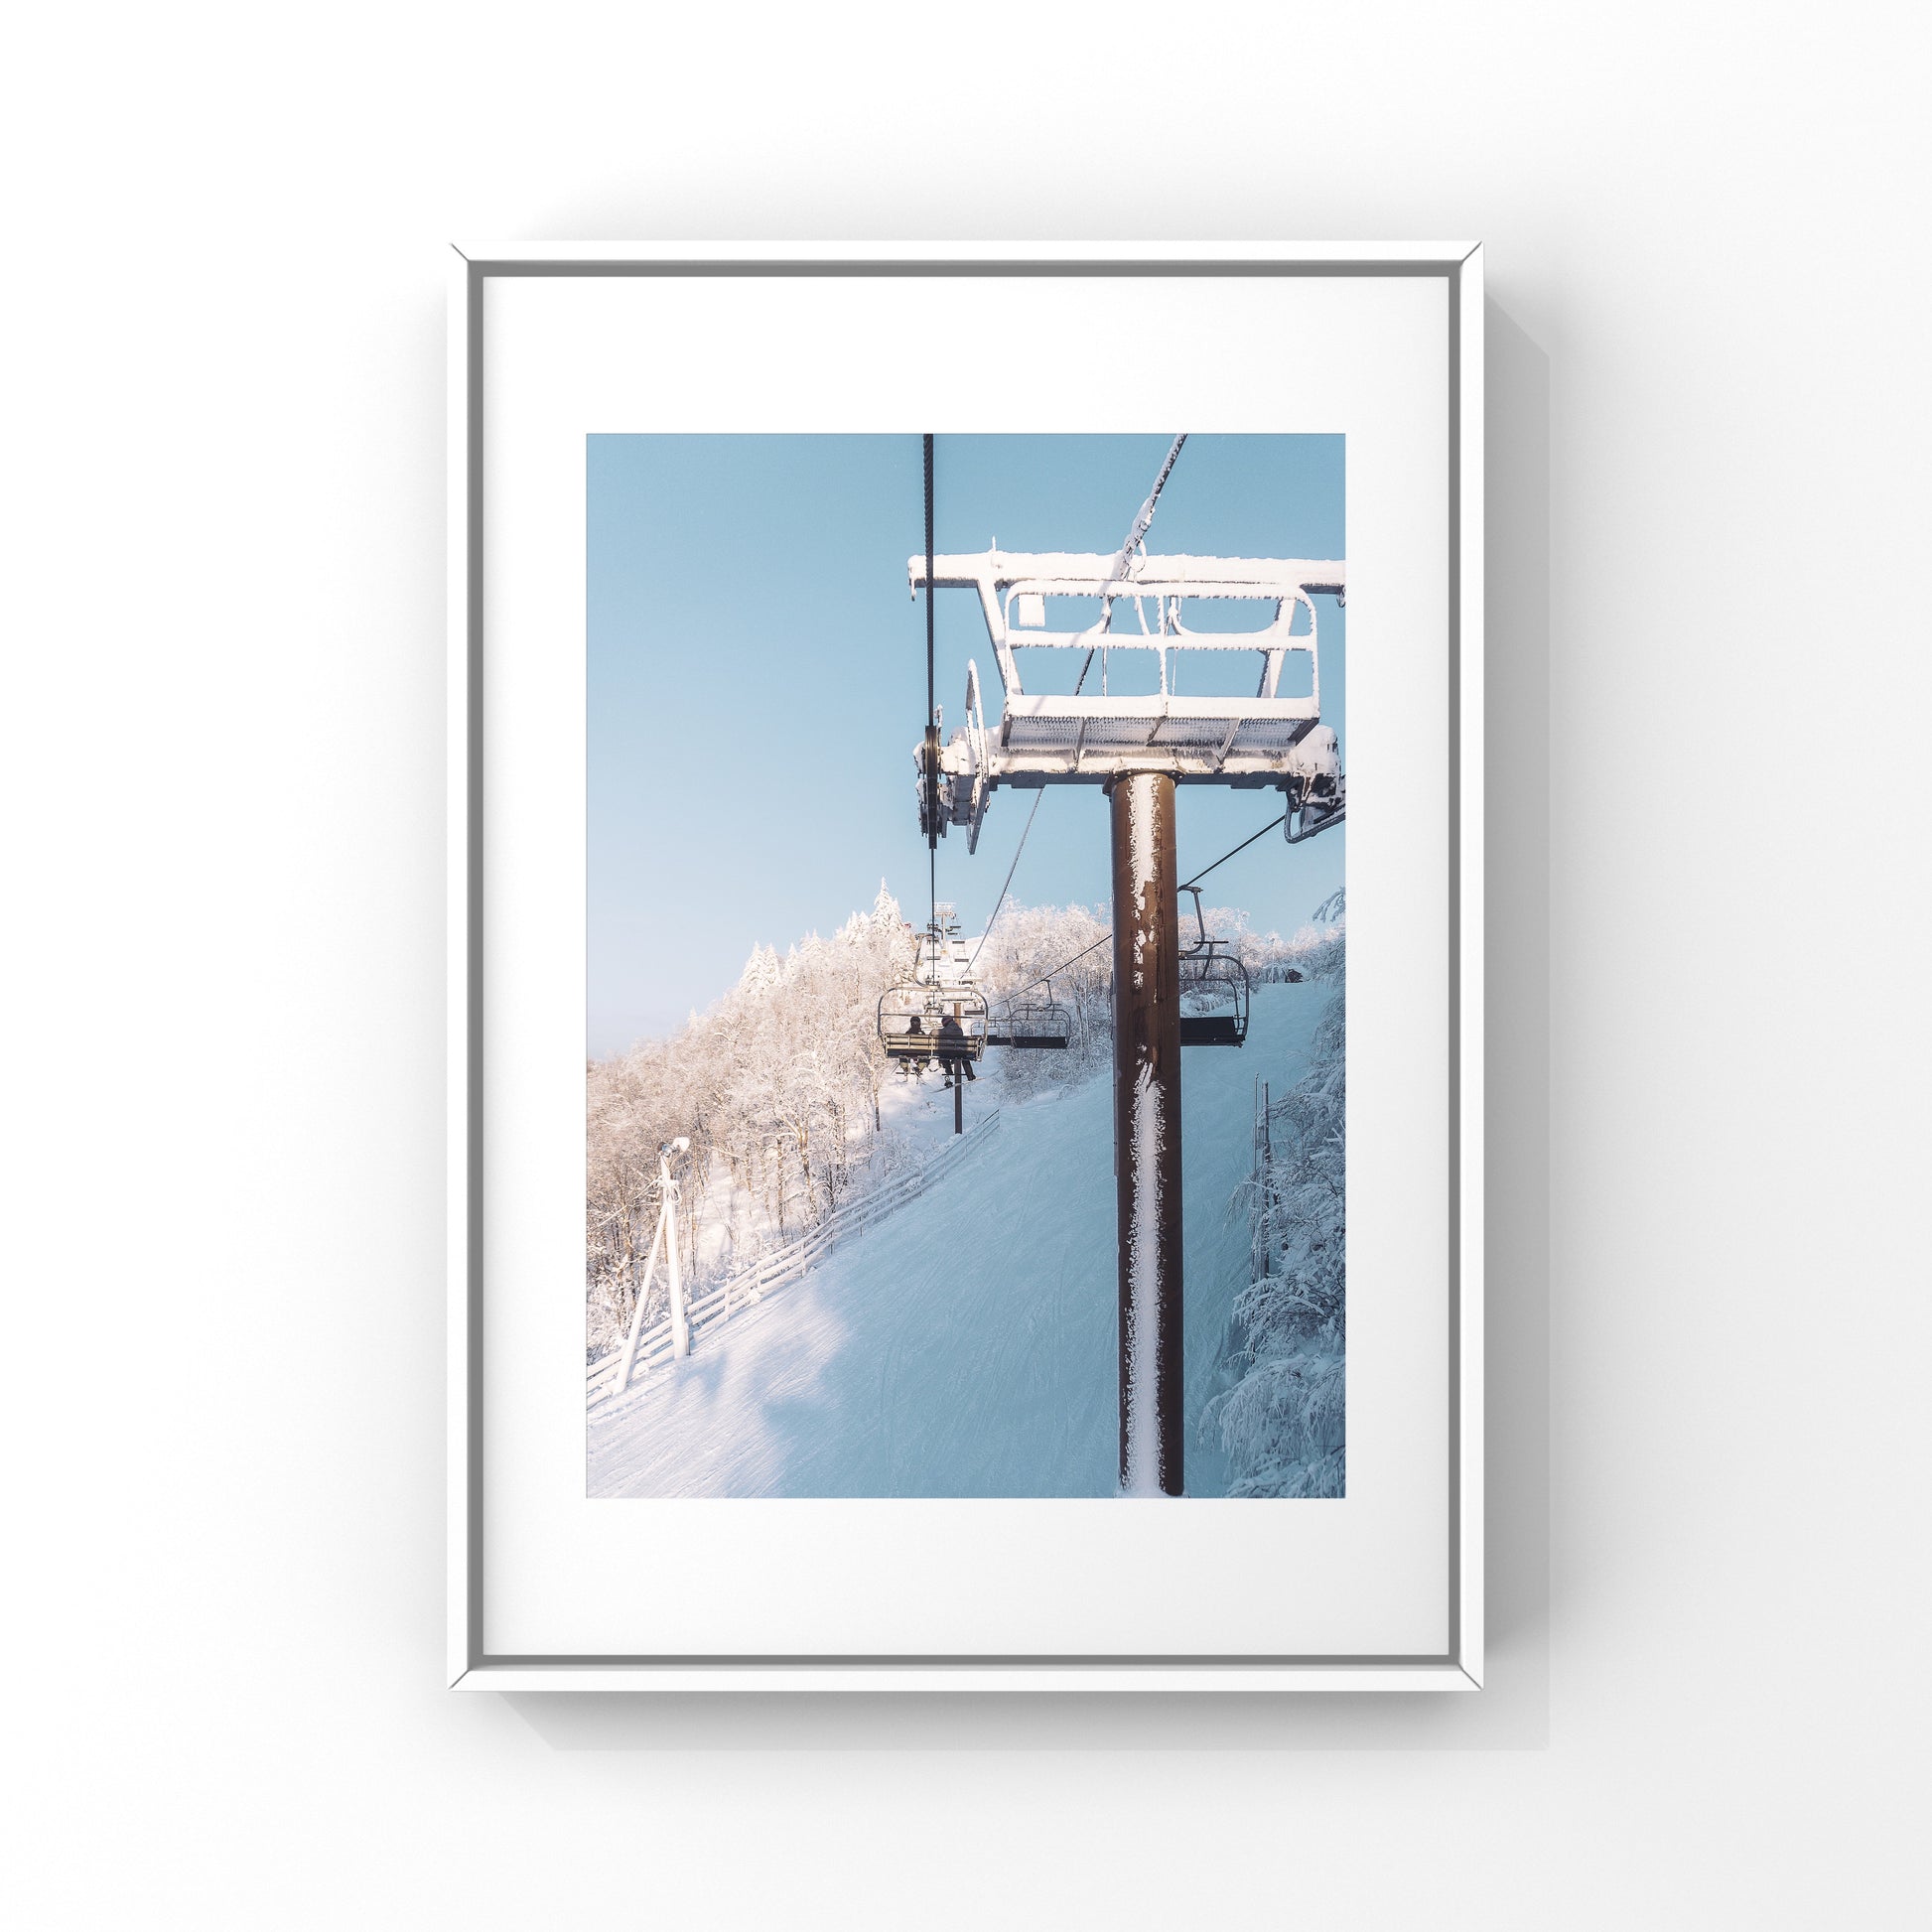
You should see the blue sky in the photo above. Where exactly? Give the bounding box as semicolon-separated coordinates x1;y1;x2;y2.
588;434;1345;1056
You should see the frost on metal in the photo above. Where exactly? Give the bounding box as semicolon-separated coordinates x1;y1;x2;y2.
1127;774;1160;992
1205;920;1348;1499
1119;1059;1167;1498
909;549;1347;811
1111;770;1182;1497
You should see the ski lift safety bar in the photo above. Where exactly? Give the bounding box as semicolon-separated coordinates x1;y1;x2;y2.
449;240;1484;1695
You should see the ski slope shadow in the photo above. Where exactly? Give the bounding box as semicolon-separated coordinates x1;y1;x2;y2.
588;982;1327;1499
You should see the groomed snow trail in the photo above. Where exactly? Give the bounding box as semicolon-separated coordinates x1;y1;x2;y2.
588;982;1328;1498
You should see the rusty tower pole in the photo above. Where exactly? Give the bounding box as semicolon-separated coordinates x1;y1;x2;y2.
1110;771;1185;1496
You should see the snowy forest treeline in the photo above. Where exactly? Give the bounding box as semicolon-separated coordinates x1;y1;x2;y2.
586;884;1329;1361
1202;908;1346;1497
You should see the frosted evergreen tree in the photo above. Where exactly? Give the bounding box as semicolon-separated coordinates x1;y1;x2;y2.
1200;908;1347;1497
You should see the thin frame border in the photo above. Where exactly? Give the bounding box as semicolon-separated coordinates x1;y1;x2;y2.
448;241;1485;1692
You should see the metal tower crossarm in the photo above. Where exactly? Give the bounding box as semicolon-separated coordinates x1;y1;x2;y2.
908;548;1346;787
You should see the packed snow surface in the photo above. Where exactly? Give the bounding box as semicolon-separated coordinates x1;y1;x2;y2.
588;982;1327;1498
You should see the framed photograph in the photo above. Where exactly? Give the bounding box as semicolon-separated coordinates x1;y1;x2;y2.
449;242;1483;1690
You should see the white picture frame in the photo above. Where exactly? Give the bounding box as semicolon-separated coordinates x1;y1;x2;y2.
448;241;1484;1691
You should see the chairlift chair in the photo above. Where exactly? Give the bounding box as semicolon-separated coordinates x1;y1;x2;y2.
986;983;1073;1050
1176;886;1250;1047
877;919;990;1073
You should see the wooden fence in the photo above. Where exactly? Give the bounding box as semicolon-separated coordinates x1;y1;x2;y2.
587;1110;1001;1416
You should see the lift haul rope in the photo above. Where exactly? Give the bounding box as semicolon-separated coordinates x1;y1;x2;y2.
969;789;1044;971
1180;812;1288;890
997;810;1296;1003
922;432;940;933
971;433;1189;971
929;431;1304;1000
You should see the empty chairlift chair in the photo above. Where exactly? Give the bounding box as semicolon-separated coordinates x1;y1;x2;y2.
1176;886;1250;1047
986;984;1073;1050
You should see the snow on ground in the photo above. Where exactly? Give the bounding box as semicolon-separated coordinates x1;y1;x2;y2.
588;982;1328;1498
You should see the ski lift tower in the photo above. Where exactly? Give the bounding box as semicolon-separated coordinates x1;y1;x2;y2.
911;533;1345;1495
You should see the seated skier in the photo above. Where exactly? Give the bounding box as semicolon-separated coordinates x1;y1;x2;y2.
936;1011;976;1083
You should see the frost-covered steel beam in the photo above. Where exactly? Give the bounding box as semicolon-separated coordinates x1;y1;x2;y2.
994;696;1323;782
910;550;1345;696
909;547;1345;786
909;550;1345;595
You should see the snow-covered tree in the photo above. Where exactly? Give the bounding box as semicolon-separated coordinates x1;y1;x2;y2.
587;888;925;1359
969;898;1114;1097
1199;908;1347;1497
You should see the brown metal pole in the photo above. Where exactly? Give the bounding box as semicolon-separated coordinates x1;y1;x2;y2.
1110;771;1184;1496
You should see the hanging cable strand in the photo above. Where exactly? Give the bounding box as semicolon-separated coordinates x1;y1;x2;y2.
973;626;1100;970
1180;812;1287;892
924;433;935;729
1004;931;1112;1004
1072;431;1189;700
1113;432;1187;573
996;801;1294;1000
922;432;939;929
973;436;1190;969
969;788;1041;970
956;441;1301;1007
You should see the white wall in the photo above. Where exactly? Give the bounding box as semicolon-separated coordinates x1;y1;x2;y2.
5;4;1926;1926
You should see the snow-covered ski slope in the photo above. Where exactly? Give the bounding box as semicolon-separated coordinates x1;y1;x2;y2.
588;981;1329;1498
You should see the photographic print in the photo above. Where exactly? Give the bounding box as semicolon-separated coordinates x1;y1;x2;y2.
584;433;1346;1500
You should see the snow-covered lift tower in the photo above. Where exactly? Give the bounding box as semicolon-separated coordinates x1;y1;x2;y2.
911;538;1346;1496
